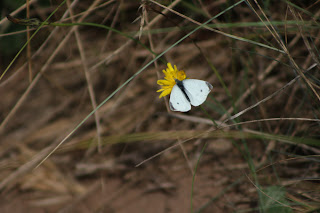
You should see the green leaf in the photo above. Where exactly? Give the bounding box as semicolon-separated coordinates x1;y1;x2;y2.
260;186;292;213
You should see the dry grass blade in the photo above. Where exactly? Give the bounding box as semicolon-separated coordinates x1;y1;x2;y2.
222;64;316;125
88;0;182;72
67;0;102;152
248;0;320;102
149;0;283;52
0;0;103;132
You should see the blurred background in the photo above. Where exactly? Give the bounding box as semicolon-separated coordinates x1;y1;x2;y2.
0;0;319;212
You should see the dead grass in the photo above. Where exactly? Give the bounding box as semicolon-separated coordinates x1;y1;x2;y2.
0;0;319;212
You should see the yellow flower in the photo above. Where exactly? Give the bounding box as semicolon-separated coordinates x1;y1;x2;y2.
157;63;187;98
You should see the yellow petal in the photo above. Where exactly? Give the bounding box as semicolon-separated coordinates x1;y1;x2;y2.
159;89;171;98
157;79;171;86
167;63;174;71
157;63;187;98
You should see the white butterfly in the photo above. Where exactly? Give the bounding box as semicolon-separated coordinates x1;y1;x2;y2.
169;79;213;112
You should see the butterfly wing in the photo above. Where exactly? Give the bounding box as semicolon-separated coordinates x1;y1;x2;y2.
182;79;213;106
169;84;191;112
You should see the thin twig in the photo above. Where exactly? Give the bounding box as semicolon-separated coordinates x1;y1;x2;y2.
67;0;102;153
26;0;32;82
